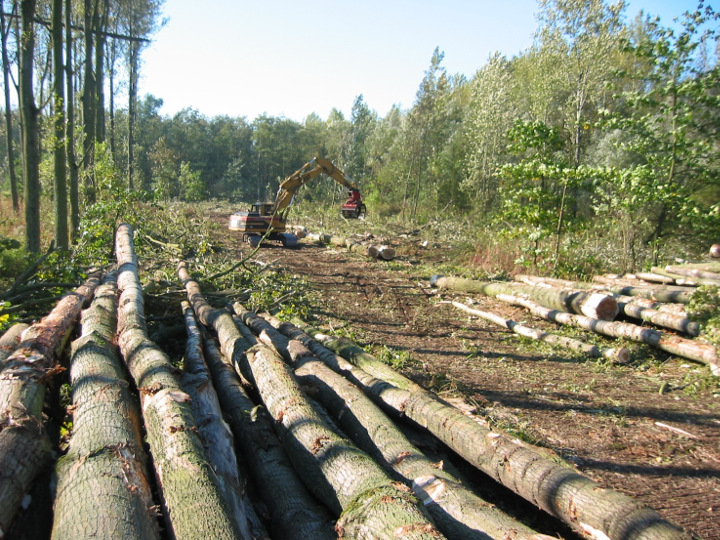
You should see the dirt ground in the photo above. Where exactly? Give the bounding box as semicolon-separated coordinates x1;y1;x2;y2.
219;214;720;539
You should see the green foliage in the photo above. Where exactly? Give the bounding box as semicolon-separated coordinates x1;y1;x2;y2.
178;161;205;201
688;285;720;347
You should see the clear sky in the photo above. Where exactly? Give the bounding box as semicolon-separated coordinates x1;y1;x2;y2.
140;0;701;122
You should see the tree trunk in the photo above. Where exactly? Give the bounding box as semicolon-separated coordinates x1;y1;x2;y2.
94;0;108;143
498;294;719;375
452;301;629;363
616;298;700;336
202;335;334;540
0;323;29;366
0;272;100;535
634;272;675;285
66;0;80;242
19;0;40;253
115;223;242;540
178;264;334;539
431;276;618;320
238;310;548;540
653;266;720;287
127;38;138;190
243;344;444;539
52;0;68;250
516;274;695;304
0;7;19;213
313;333;693;540
82;0;97;202
52;272;160;539
179;301;259;540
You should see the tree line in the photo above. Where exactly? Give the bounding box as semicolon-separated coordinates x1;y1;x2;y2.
1;0;719;274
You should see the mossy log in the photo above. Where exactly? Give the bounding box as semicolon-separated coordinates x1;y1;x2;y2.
498;294;719;375
0;272;101;535
311;333;694;540
431;275;618;320
0;323;29;366
655;266;720;287
52;272;160;540
178;261;335;539
239;311;549;540
243;343;444;539
115;223;242;540
180;301;260;539
452;301;629;363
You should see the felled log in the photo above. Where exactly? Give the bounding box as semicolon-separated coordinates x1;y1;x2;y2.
178;262;337;539
115;223;242;540
0;323;29;366
180;302;259;540
431;275;619;320
241;312;548;540
0;272;101;536
634;272;676;285
313;333;694;540
659;266;720;286
517;274;695;304
616;297;700;336
498;294;720;375
243;343;444;539
52;272;160;540
452;301;629;363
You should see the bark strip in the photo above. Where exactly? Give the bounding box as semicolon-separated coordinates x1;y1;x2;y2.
306;331;694;540
498;294;719;375
452;301;629;363
52;272;159;540
0;323;29;367
115;223;242;540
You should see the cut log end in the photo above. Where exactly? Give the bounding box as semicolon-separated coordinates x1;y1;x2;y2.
580;293;619;321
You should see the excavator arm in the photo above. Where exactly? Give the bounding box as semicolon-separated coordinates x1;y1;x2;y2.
272;157;359;215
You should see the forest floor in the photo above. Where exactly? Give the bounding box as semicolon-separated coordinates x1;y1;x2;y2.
211;209;720;539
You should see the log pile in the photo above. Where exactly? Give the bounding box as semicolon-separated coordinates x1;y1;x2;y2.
0;224;705;539
435;268;719;375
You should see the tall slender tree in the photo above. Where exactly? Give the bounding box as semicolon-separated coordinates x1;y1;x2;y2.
19;0;40;253
0;1;19;213
52;0;68;249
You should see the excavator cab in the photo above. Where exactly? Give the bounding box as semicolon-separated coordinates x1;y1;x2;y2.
342;188;366;219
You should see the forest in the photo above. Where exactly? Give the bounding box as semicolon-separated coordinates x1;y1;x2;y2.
0;0;719;276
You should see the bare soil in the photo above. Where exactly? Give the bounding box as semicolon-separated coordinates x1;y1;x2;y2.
218;213;720;539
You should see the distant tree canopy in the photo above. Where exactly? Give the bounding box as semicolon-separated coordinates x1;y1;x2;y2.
1;0;719;271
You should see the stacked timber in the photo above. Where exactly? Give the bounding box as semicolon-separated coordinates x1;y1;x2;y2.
304;230;396;260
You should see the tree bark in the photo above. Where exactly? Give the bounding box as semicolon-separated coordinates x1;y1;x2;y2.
0;272;100;535
202;335;334;540
19;0;41;253
664;266;720;283
243;344;444;539
312;333;694;540
616;298;700;337
52;0;68;250
52;272;160;540
452;301;629;363
0;6;19;213
239;310;548;540
65;0;80;242
82;0;97;202
115;223;242;540
178;265;334;539
431;276;618;320
0;323;29;366
516;274;695;304
652;267;720;287
179;301;259;540
498;294;719;375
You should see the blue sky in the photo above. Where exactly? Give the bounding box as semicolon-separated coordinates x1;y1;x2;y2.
140;1;701;122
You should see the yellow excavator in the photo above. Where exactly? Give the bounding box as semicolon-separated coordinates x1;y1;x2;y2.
229;157;366;247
